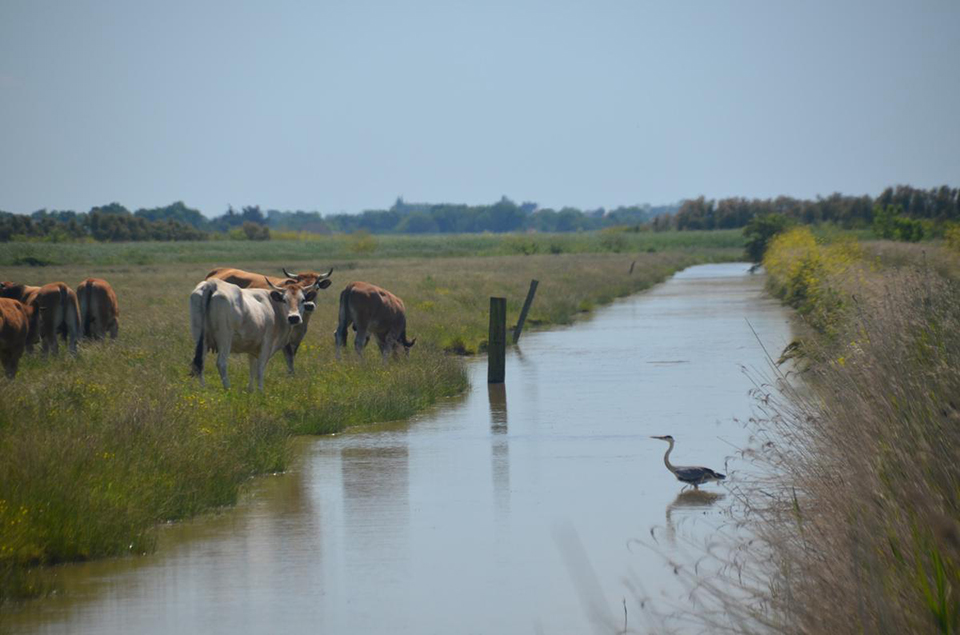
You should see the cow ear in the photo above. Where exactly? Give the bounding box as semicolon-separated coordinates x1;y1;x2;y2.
269;290;284;303
304;290;317;302
317;279;332;289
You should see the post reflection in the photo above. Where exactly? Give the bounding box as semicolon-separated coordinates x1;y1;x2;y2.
664;489;724;545
341;442;411;564
488;383;510;517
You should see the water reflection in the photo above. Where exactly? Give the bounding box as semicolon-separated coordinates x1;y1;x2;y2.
341;443;410;575
488;383;510;518
664;490;725;545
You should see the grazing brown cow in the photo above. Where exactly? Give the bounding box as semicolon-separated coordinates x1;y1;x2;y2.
0;281;80;354
77;278;120;339
204;267;332;373
334;282;415;361
0;298;36;378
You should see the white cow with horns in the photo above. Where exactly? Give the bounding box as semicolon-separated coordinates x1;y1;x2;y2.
189;277;318;390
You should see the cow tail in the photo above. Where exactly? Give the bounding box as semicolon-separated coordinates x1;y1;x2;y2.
335;287;351;342
55;283;80;342
79;281;92;337
191;282;215;376
66;284;81;344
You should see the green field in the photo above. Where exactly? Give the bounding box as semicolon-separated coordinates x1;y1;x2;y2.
0;229;745;266
0;232;742;602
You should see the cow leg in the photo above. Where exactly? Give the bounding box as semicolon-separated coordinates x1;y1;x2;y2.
216;343;231;389
378;336;392;364
248;355;259;391
257;355;269;391
354;330;369;359
43;335;58;356
254;344;271;392
67;324;78;355
283;344;296;375
2;354;17;379
109;320;119;339
334;327;348;361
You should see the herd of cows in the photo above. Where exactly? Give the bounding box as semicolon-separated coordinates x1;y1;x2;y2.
0;266;415;388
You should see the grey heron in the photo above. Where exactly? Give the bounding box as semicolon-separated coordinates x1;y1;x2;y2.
651;435;726;489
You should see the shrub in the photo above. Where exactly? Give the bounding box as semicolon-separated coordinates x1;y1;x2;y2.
763;227;862;335
743;213;794;263
348;230;377;254
946;224;960;253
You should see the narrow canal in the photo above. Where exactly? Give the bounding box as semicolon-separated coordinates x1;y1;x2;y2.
6;263;794;634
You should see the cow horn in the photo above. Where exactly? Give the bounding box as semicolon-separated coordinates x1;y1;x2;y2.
265;276;282;291
282;267;298;279
319;268;333;280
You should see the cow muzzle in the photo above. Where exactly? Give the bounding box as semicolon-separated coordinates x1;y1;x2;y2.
303;302;316;312
288;314;302;325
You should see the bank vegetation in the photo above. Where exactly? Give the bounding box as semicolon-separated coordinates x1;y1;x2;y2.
704;228;960;633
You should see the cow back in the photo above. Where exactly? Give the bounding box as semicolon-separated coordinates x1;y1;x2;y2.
0;298;33;350
343;281;407;335
78;278;120;337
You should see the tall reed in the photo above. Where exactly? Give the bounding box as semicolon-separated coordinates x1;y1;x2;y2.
690;236;960;633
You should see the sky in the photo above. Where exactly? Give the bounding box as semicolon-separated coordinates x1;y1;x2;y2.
1;0;958;217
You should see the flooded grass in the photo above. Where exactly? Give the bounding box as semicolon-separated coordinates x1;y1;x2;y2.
0;238;740;604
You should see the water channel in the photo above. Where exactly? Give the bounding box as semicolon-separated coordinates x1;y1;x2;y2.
5;262;794;634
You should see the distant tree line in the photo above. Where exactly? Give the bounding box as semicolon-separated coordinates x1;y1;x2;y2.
266;197;675;235
0;202;209;242
2;185;956;243
665;185;960;232
0;197;676;242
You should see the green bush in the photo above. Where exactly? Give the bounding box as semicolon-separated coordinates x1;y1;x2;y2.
743;213;794;263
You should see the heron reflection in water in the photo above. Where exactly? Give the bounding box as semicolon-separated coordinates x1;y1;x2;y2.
651;435;726;490
664;489;725;544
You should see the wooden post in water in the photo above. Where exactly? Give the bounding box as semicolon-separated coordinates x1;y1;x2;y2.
512;279;539;344
488;297;506;384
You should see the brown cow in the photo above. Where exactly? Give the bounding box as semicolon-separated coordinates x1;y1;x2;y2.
0;281;79;354
0;298;36;378
204;267;332;373
334;281;415;361
77;278;120;340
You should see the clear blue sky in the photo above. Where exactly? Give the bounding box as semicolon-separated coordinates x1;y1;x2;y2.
1;0;958;217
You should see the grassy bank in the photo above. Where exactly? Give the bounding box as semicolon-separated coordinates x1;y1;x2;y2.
712;228;960;633
0;234;741;603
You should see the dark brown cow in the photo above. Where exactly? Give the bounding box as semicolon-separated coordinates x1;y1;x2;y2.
204;267;332;374
0;298;35;378
334;282;415;361
77;278;120;340
0;281;80;354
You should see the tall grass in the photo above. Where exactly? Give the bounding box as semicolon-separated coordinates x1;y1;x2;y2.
686;235;960;633
0;242;741;603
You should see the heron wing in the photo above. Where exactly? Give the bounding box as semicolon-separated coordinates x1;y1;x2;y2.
674;466;725;483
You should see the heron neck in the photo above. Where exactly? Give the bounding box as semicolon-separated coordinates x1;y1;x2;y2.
663;440;676;473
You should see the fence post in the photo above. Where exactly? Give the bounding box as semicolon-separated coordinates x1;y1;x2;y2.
488;297;506;383
629;260;636;274
512;279;539;344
